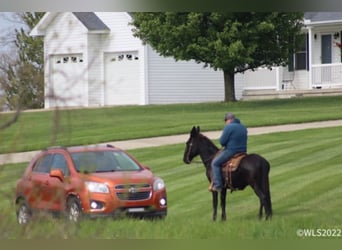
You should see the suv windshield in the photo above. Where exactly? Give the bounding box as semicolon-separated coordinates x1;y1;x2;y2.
71;151;142;173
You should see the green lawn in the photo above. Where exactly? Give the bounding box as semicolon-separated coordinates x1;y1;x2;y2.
1;96;342;153
1;126;341;239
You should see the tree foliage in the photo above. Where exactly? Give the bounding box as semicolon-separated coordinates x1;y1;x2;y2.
0;12;44;110
131;12;304;101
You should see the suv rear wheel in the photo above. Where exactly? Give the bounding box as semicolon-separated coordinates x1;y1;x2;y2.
66;197;82;223
16;200;31;224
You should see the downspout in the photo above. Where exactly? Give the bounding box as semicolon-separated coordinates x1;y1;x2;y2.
143;45;149;105
307;26;313;88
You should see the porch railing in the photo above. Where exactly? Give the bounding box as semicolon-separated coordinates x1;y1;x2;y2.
311;63;342;88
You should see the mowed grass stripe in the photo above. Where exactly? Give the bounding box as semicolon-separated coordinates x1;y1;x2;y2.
0;126;341;238
249;127;342;166
274;174;342;226
271;168;341;207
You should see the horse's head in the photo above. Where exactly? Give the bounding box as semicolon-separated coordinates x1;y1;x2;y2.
183;126;202;164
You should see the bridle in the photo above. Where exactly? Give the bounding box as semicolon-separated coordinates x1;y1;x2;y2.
185;140;194;163
185;138;215;165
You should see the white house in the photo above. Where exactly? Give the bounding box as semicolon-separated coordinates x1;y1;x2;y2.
31;12;342;108
237;12;342;100
30;12;225;108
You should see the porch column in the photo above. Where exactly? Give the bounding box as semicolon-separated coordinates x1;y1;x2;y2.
275;67;280;91
307;26;313;88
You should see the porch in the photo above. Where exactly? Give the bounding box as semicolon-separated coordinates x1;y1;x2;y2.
242;87;342;100
239;63;342;100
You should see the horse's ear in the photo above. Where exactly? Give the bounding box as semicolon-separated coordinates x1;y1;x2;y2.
197;126;200;133
191;126;197;136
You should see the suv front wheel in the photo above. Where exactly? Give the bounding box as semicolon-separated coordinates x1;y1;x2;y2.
66;197;82;223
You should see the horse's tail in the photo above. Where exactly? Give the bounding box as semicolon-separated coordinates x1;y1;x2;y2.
261;157;272;217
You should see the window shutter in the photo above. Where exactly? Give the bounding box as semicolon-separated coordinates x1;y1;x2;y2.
288;52;294;72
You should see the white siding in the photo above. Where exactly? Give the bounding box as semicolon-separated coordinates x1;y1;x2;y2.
292;70;309;89
146;46;224;104
44;13;88;55
235;68;277;98
44;13;88;108
233;75;245;100
87;33;108;106
236;68;277;90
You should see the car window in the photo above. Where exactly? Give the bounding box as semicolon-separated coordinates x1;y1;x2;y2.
32;154;53;173
71;151;141;173
51;154;70;176
113;152;142;171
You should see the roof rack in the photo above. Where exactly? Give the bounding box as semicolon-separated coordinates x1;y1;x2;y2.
106;144;115;148
45;146;68;150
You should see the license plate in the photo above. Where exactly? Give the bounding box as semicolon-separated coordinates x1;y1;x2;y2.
128;207;145;212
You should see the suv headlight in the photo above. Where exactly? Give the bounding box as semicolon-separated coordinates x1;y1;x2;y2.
85;181;109;193
153;178;165;191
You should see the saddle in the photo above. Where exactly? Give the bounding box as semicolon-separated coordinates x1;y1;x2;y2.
222;152;247;172
222;153;247;190
208;153;247;192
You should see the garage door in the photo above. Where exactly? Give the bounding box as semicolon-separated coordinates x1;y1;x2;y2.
50;54;85;107
104;51;140;105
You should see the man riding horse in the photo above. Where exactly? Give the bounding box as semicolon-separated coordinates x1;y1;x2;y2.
210;112;248;192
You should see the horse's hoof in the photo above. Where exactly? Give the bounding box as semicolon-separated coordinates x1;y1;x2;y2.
266;215;272;220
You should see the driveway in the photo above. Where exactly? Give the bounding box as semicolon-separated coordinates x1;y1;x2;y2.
1;119;342;165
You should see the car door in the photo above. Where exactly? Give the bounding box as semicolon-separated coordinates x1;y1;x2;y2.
29;154;53;210
47;153;71;211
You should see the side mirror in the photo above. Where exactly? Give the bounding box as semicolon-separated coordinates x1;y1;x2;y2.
142;165;151;170
50;168;64;182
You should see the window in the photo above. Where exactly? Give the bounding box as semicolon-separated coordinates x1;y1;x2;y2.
71;151;141;173
51;154;70;176
289;34;308;71
33;154;53;173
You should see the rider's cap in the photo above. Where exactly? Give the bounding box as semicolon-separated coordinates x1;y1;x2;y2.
224;112;235;121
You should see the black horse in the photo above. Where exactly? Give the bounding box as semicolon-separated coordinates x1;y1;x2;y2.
183;126;272;221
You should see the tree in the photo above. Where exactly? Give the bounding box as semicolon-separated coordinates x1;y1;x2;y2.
0;12;44;110
131;12;304;101
15;12;45;72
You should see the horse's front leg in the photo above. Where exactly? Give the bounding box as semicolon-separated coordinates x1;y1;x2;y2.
220;188;227;221
212;191;218;221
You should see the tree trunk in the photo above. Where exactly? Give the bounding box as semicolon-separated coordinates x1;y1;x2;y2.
223;69;236;102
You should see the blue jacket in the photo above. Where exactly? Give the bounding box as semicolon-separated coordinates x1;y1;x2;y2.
219;118;247;153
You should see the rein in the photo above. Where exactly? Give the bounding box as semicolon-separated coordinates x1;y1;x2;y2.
191;155;214;165
186;139;215;166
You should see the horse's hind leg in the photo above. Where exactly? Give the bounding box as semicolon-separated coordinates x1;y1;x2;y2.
259;203;263;219
265;193;272;220
251;184;267;220
212;191;218;221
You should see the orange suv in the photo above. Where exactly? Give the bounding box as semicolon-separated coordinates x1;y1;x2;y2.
15;144;167;224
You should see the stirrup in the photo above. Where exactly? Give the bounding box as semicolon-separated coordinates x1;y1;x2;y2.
208;183;213;192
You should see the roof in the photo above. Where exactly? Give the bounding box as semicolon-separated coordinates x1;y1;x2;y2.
304;12;342;25
30;12;110;36
73;12;110;31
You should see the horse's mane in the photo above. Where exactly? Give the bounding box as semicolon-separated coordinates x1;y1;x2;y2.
199;133;219;152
